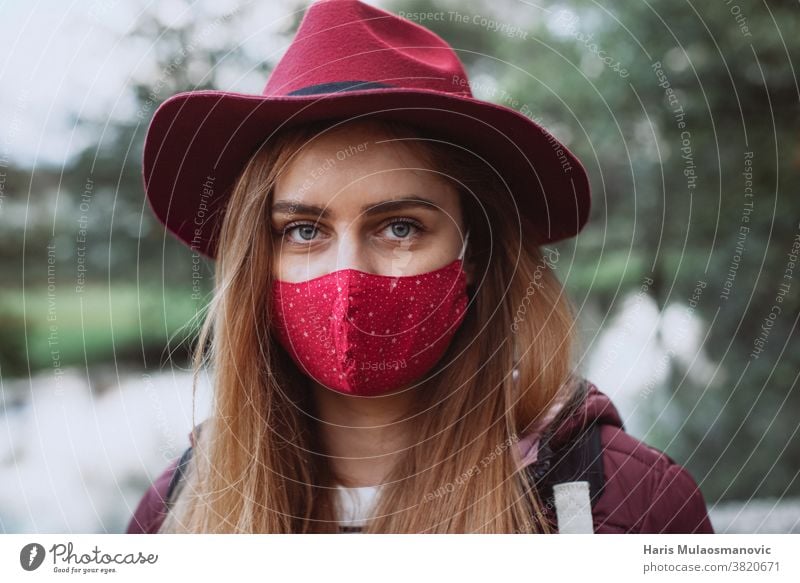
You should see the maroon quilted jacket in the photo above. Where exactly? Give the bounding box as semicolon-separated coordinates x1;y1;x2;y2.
126;381;714;534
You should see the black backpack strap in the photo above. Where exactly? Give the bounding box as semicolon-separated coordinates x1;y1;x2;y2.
165;444;194;509
525;420;606;515
165;421;206;509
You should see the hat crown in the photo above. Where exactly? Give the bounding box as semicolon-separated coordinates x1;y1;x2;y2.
263;0;473;98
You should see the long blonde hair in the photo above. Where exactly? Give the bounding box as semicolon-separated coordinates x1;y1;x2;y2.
159;117;583;533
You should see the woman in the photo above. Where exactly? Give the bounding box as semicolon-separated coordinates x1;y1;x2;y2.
128;0;714;534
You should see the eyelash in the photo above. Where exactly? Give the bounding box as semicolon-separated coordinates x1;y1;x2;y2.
279;217;425;244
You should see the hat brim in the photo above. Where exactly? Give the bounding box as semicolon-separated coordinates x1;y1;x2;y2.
143;86;591;259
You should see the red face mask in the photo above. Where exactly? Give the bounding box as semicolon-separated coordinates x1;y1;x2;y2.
270;232;470;396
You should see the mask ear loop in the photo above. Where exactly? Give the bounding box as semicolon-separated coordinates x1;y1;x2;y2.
512;339;520;384
457;229;470;261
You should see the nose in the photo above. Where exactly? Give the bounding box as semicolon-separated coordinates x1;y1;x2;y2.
331;228;374;275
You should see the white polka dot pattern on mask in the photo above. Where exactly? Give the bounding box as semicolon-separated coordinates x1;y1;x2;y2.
269;258;469;396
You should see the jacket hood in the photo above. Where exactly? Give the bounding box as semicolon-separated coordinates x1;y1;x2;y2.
548;381;625;449
516;379;625;469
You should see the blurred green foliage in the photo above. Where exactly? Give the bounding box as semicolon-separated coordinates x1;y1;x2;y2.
0;285;203;377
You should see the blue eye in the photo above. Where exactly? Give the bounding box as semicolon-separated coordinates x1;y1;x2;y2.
390;222;411;237
295;225;317;240
282;222;318;242
385;218;423;239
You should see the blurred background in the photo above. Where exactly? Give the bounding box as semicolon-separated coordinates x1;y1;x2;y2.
1;0;798;533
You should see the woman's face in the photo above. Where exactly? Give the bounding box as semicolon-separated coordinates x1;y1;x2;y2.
270;121;474;284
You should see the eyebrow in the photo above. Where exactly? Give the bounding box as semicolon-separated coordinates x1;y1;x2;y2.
271;195;441;219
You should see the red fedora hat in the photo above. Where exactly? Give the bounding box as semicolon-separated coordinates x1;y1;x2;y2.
143;0;591;259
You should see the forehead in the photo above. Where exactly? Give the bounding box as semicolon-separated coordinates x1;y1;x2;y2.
273;121;453;203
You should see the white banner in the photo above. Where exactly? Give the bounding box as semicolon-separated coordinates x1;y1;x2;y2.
1;534;797;582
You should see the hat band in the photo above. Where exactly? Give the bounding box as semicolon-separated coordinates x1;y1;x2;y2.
286;80;394;96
